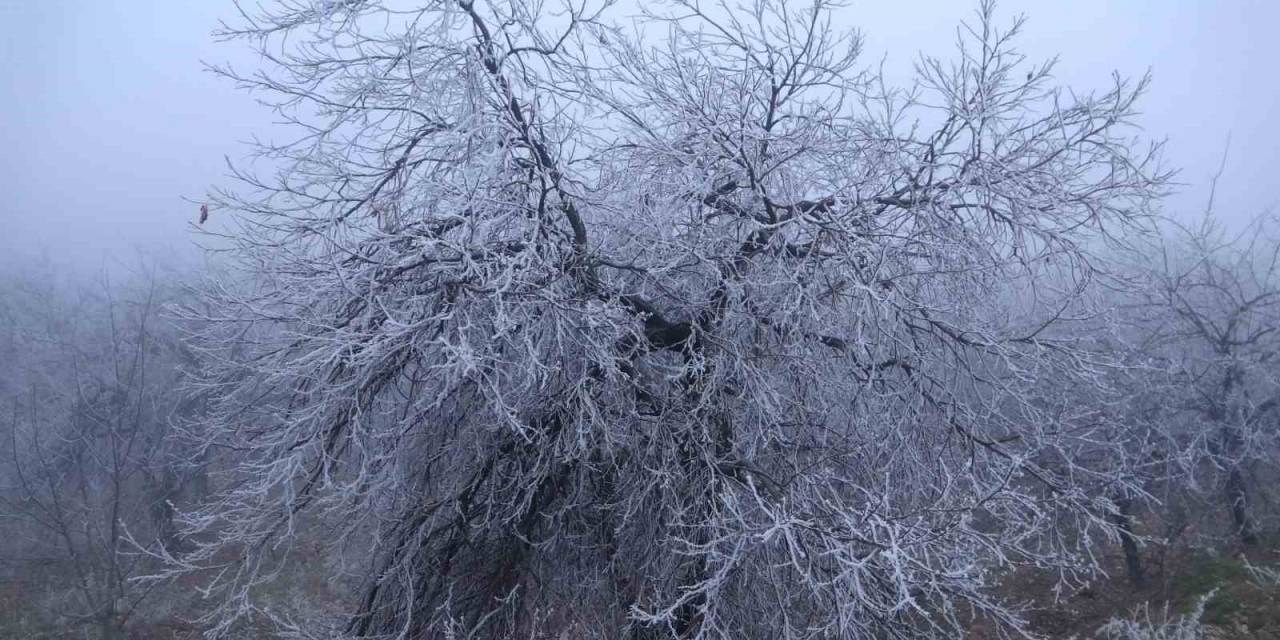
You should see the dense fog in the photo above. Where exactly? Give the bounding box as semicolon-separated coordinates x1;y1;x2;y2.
2;2;1279;639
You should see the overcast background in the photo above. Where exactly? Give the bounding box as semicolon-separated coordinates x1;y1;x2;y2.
2;0;1277;272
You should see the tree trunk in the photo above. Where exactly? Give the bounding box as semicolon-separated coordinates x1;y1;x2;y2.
100;609;126;640
1111;496;1146;589
1225;464;1258;546
1220;424;1258;547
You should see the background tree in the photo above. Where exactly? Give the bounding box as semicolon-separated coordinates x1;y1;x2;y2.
0;263;196;639
1128;212;1280;548
170;1;1168;638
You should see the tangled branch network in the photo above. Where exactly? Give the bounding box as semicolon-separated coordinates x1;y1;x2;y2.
167;1;1170;637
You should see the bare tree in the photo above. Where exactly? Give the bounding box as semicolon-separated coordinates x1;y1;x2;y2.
0;265;192;639
1129;212;1280;548
171;1;1168;637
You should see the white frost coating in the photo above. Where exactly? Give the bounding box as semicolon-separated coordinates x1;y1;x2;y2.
163;1;1170;638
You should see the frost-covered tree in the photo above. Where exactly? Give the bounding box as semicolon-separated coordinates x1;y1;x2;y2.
1127;212;1280;547
172;1;1168;637
0;265;195;639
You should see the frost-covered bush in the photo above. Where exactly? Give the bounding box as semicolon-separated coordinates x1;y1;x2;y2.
1096;591;1215;640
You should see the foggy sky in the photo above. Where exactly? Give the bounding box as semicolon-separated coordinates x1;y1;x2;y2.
2;1;1277;271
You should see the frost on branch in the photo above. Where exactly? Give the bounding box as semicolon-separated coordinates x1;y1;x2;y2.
172;0;1168;637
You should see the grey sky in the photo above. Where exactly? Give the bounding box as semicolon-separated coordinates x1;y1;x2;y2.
2;1;1277;270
